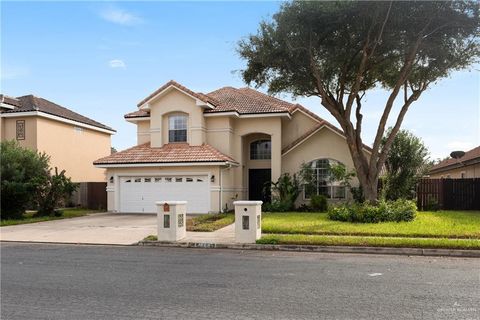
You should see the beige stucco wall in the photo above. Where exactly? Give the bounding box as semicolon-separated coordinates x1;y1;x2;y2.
430;163;480;179
2;117;38;150
35;117;111;182
281;110;317;148
149;88;205;147
136;120;150;145
105;165;238;213
205;116;234;157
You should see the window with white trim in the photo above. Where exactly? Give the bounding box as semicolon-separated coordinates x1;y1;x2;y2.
250;140;271;160
304;159;346;200
168;114;187;142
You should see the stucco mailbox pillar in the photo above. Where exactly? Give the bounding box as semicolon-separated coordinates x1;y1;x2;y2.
156;201;187;242
233;201;262;243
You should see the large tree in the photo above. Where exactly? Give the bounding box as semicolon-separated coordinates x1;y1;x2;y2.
238;1;479;202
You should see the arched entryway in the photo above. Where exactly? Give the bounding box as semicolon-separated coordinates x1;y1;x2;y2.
243;133;272;202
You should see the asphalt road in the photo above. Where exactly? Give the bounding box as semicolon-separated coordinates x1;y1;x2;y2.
1;243;479;320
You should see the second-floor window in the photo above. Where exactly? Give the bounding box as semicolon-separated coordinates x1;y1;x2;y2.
250;140;271;160
169;115;187;142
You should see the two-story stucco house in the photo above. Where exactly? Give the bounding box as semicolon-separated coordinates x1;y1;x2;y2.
94;80;370;214
1;94;115;182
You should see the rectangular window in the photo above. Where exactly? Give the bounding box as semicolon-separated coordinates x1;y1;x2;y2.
163;214;170;228
16;120;25;140
250;140;271;160
168;115;187;142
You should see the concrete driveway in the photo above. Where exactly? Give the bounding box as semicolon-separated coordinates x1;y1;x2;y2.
0;213;157;245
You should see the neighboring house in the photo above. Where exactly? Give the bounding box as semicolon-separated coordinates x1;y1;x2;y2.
94;80;370;214
429;146;480;179
0;94;115;182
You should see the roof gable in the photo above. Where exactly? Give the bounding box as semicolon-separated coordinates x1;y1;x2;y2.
137;80;218;109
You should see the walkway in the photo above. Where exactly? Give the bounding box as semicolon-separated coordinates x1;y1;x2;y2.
181;223;236;244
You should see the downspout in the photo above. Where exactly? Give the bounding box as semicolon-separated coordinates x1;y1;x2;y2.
219;162;232;213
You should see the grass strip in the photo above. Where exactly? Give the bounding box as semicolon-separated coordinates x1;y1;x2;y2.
257;233;480;250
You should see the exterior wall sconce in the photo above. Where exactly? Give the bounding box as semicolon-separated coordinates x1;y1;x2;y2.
109;176;114;183
210;175;215;183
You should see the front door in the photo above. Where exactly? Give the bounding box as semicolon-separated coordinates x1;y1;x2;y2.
248;169;271;202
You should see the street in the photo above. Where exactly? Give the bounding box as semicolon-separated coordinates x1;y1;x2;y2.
1;243;479;320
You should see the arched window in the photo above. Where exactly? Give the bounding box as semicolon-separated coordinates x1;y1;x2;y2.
168;114;187;142
304;159;346;199
250;140;271;160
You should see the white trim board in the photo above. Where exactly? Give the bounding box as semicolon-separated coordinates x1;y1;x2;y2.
204;111;291;119
95;161;237;168
1;111;115;134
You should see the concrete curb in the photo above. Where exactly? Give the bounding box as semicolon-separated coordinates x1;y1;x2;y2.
137;241;480;258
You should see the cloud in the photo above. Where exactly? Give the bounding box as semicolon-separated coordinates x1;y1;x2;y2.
99;7;143;26
108;59;126;69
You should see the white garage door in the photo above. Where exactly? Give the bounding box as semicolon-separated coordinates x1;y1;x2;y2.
119;175;210;213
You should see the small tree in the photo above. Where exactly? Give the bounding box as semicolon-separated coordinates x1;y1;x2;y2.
266;173;301;211
381;128;430;200
238;1;479;202
35;167;77;216
0;141;50;219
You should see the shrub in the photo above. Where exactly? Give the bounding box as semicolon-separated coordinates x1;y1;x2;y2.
35;167;77;216
296;204;312;212
310;195;328;212
0;141;50;219
327;199;417;223
262;200;293;212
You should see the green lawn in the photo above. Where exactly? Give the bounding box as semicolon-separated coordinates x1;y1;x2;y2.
1;208;99;227
187;213;235;232
257;234;480;250
262;211;480;239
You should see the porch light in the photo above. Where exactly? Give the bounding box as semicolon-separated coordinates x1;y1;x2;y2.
109;176;114;183
211;175;215;183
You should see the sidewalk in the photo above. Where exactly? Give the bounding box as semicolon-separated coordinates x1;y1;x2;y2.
181;223;235;244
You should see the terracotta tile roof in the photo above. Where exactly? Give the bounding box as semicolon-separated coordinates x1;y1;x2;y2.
125;109;150;118
430;146;480;173
94;142;238;165
0;94;22;107
137;80;219;108
1;94;115;132
205;87;293;114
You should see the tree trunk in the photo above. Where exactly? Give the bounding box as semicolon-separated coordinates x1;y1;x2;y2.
351;157;378;203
